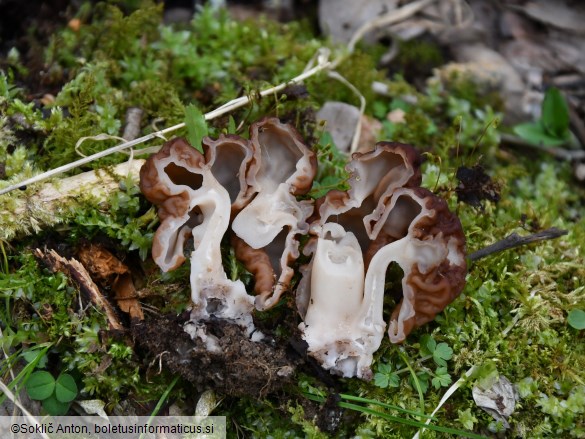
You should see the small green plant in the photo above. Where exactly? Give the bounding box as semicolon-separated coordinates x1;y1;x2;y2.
513;87;571;146
568;309;585;330
308;131;350;199
185;104;208;153
374;362;400;389
419;334;454;367
25;371;78;415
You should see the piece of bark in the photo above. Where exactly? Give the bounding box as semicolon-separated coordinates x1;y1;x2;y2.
4;160;144;241
33;248;123;330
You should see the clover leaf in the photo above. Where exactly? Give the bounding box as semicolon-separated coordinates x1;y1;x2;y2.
25;371;55;401
431;367;452;389
420;335;453;367
409;372;430;394
374;363;400;389
55;373;78;403
433;342;453;367
568;309;585;330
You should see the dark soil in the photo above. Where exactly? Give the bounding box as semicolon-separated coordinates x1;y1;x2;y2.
456;165;501;208
131;313;298;399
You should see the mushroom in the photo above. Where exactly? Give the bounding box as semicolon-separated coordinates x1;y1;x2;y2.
297;222;378;379
231;117;317;310
298;142;466;378
139;136;256;332
364;186;467;344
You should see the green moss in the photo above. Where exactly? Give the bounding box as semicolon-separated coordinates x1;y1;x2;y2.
1;2;584;436
393;38;444;79
307;51;384;112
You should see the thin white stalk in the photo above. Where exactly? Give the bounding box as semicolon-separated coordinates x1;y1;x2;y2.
0;379;50;439
0;60;331;196
327;71;366;155
412;365;478;439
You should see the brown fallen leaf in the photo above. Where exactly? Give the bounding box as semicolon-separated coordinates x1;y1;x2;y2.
78;243;144;320
357;114;382;154
112;273;144;320
78;243;127;281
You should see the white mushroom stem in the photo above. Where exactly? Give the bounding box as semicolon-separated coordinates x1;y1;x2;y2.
300;223;383;379
364;236;446;343
142;142;255;333
300;183;466;376
187;178;255;332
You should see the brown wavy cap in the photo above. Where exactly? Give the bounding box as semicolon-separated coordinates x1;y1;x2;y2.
248;117;318;196
410;186;466;244
392;186;467;336
310;189;350;224
351;141;423;189
139;138;206;270
230;232;275;298
139;137;205;208
315;141;423;229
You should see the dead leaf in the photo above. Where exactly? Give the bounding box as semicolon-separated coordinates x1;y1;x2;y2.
472;375;518;428
317;101;361;153
357;114;382;154
387;108;406;124
78;243;127;281
319;0;399;44
76;400;108;420
78;243;144;320
112;273;144;320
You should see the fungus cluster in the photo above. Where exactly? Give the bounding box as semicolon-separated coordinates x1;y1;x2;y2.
298;143;466;378
140;118;466;379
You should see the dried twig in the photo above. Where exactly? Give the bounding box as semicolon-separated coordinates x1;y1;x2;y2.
468;227;568;262
500;133;585;160
122;107;144;141
0;59;331;196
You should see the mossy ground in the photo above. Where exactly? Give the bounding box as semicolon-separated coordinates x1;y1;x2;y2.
1;2;584;437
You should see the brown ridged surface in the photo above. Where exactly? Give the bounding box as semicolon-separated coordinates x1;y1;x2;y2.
230;232;275;297
388;187;467;342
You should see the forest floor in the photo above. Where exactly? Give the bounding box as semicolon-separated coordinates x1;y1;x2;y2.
1;1;584;438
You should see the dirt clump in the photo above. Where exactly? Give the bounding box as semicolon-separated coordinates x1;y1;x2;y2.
456;165;500;208
131;314;297;398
